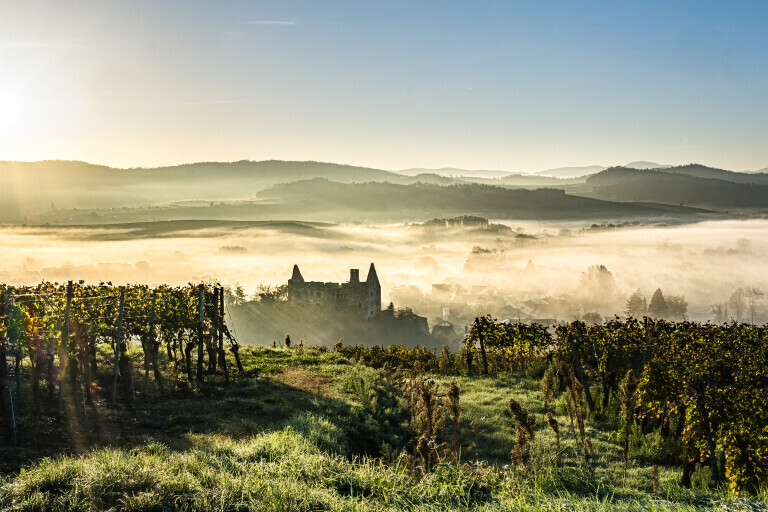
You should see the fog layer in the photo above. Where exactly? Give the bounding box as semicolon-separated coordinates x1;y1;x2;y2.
0;219;766;324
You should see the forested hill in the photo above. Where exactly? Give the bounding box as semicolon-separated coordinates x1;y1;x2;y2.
3;159;763;223
258;178;716;221
658;163;768;185
584;167;768;209
0;160;401;220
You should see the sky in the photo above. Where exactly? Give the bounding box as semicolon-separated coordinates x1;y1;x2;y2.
1;0;767;172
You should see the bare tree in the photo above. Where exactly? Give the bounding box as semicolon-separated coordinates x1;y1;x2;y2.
666;295;688;321
728;288;747;323
745;287;764;324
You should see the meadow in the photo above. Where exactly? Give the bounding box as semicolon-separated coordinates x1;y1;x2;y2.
2;344;766;511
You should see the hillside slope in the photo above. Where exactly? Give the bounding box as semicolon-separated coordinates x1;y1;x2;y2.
583;167;768;209
257;178;717;221
2;346;763;511
658;164;768;185
0;160;402;220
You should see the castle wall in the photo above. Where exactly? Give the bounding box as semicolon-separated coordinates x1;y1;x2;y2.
287;265;381;319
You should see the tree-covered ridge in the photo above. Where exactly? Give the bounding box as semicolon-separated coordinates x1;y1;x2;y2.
259;179;714;220
4;159;766;223
585;167;768;208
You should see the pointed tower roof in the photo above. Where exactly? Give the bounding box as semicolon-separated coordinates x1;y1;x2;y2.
366;263;379;285
290;264;304;283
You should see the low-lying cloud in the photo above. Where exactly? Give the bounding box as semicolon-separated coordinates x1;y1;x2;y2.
1;219;766;326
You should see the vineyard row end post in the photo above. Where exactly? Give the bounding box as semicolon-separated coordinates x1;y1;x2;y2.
197;284;204;383
110;287;125;407
1;291;18;447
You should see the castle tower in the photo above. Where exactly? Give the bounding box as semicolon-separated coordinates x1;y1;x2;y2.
287;264;305;302
366;263;379;286
365;263;381;317
289;264;304;284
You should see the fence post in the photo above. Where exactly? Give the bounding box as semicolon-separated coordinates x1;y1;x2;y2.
110;287;125;407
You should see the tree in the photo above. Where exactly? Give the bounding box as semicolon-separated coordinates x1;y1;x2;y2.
625;289;647;319
744;287;764;324
580;265;619;312
647;288;668;319
665;295;688;321
257;284;288;303
580;265;616;292
729;287;747;323
711;303;728;323
582;311;602;324
224;284;247;307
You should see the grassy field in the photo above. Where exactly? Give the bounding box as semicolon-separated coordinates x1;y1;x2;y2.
1;346;766;511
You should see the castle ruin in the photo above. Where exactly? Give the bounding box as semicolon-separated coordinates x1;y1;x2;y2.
287;263;382;319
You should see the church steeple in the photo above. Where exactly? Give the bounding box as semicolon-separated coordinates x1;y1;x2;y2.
366;263;379;286
290;264;304;284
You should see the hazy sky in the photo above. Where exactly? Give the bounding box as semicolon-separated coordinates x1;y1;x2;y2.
1;1;767;171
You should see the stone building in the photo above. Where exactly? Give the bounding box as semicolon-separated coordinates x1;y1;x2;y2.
287;263;382;319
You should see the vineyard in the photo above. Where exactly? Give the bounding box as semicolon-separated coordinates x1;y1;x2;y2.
338;316;768;494
0;281;244;450
1;283;767;510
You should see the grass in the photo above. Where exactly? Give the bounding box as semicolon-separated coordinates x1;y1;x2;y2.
1;346;767;511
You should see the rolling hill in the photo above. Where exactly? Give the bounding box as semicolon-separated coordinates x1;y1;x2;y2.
4;159;764;224
396;167;515;178
583;167;768;209
256;178;718;222
653;163;768;185
533;165;606;178
0;160;403;221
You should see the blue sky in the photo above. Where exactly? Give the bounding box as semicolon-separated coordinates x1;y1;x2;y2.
1;0;766;171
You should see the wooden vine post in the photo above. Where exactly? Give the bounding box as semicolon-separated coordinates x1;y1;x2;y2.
110;287;125;407
570;334;595;412
57;282;73;420
65;282;81;415
1;290;18;447
218;287;229;385
197;284;204;383
143;289;157;390
210;287;218;374
478;329;489;375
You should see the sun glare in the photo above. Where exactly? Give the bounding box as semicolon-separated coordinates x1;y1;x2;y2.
0;86;27;132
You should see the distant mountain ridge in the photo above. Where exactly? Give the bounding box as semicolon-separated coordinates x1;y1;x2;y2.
655;164;768;185
534;165;606;178
2;158;765;223
396;167;514;179
0;159;402;220
623;161;670;170
257;178;717;222
583;166;768;208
